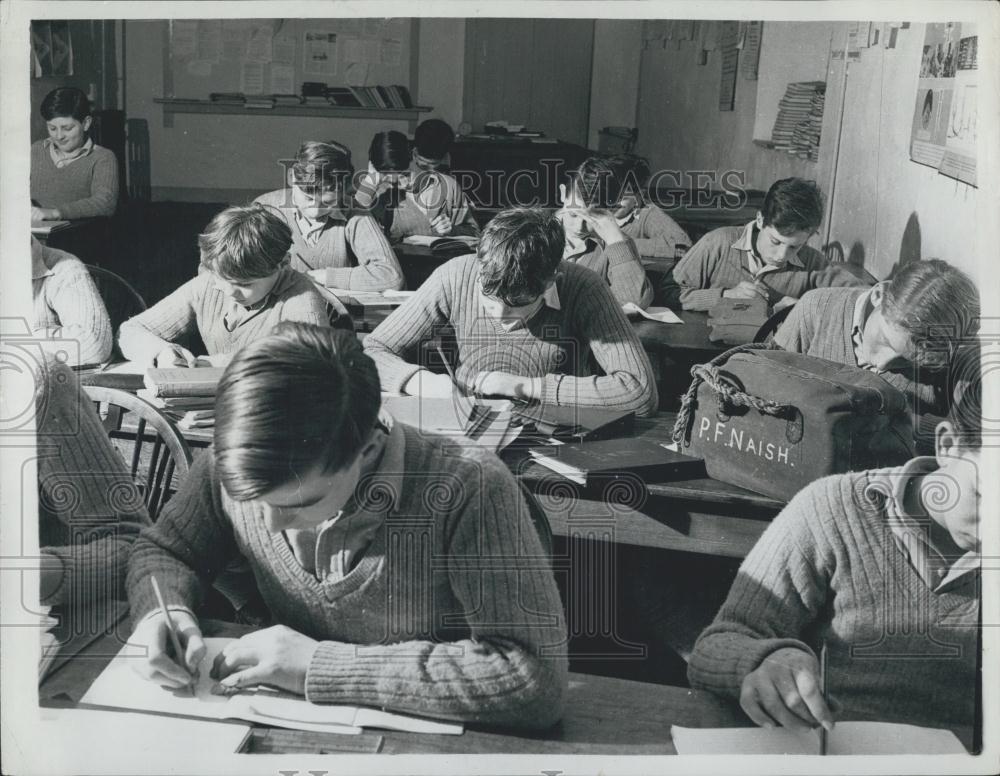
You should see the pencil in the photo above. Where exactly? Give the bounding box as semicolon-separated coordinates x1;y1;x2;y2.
435;345;465;396
293;252;315;270
819;641;828;755
150;575;195;696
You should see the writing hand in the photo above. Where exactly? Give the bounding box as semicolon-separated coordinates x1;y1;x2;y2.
154;345;198;368
739;647;835;732
473;371;541;401
723;281;768;300
130;608;205;690
430;212;452;236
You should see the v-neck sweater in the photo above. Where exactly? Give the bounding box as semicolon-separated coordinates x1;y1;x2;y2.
31;138;119;218
126;423;568;728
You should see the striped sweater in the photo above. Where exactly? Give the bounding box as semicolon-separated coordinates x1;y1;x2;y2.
253;190;404;292
620;204;691;263
563;236;653;309
32;242;112;366
362;254;659;416
126;422;568;728
118;267;329;364
30;139;119;219
672;223;869;311
689;467;978;747
38;356;151;605
774;287;948;439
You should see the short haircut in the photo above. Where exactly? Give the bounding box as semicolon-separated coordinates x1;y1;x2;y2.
760;178;824;234
198;204;292;281
477;208;565;301
946;342;982;447
368;131;411;172
881;259;980;368
290;140;353;194
40;87;91;122
215;323;382;500
566;156;624;209
413;119;455;160
606;154;652;204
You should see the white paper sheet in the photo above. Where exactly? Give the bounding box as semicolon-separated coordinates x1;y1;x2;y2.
622;303;684;324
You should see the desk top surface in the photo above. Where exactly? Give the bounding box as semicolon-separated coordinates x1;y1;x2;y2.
40;616;746;755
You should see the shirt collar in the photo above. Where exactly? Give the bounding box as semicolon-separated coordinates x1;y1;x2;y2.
732;221;807;270
45;136;94;167
851;284;884;369
877;456;980;592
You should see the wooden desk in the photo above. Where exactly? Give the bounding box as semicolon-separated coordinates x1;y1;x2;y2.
632;310;726;356
31;219;76;244
40;618;747;755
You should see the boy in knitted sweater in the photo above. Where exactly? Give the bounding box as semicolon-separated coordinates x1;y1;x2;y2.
31;87;118;220
688;345;983;749
775;259;979;450
119;204;331;368
363;208;658;416
125;324;568;728
671;178;867;311
557;156;653;308
254;140;404;293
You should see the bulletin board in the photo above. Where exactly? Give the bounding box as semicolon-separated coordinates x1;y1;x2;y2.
164;18;414;98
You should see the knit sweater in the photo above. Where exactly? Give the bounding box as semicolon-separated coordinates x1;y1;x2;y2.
362;255;659;416
774;286;948;429
688;467;979;747
620;204;691;262
563;236;653;309
31;139;119;219
32;242;112;366
118;267;329;364
126;422;568;728
38;356;151;606
354;171;480;242
672;223;868;311
254;190;404;292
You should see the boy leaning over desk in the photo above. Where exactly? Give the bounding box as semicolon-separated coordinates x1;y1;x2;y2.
124;323;568;729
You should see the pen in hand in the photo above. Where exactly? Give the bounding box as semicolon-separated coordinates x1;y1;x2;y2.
819;641;828;755
150;575;196;696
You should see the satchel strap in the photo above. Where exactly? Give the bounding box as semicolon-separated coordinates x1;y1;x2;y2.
672;342;791;446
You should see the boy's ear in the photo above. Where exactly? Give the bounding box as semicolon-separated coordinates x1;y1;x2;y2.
81;116;93;133
869;283;885;308
934;420;960;464
754;211;764;229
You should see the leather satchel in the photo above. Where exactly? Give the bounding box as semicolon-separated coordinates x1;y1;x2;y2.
671;344;915;501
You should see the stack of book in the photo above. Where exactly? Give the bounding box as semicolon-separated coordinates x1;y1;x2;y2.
139;367;224;432
208;92;246;105
340;85;414;109
790;87;825;162
770;81;826;158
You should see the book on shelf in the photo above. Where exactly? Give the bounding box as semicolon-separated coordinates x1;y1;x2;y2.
528;437;705;486
209;92;246;104
82;638;463;736
143;367;224;399
325;87;361;107
272;93;304;106
244;95;276;109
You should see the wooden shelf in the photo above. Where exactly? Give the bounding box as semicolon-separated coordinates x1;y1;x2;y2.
154;98;432;128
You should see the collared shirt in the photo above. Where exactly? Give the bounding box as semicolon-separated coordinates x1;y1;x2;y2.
731;221;807;279
293;207;348;247
850;283;883;371
45;136;94;168
881;456;980;593
216;271;288;331
284;414;403;582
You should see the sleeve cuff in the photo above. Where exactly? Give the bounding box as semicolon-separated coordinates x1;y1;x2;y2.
604;239;642;267
305;640;380;704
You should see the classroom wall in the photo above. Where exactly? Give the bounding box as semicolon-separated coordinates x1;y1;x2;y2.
587;20;643;149
124;19;454;202
634;21;981;284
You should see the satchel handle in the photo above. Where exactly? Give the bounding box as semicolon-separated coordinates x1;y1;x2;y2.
672;342;791;446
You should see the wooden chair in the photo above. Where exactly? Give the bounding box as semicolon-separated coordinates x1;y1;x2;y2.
519;479;553;559
83;386;193;521
753;303;796;344
86;265;147;360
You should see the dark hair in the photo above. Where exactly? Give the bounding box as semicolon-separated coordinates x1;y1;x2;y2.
881;259;979;368
368;131;411;172
566;156;624;209
215;324;382;500
198;204;292;281
290;140;353;195
413;119;455;161
760;178;824;234
40;87;91;122
946;343;982;447
478;208;565;301
606;154;652;205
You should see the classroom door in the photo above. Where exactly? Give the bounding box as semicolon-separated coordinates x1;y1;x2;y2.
463;19;595;147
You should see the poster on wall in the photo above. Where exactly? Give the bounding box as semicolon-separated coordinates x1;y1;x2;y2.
938;25;977;186
909;22;961;173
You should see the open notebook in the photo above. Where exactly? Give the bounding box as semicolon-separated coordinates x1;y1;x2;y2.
671;722;967;755
81;638;463;736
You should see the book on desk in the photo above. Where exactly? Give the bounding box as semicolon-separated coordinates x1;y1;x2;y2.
529;437;705;486
401;234;479;255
